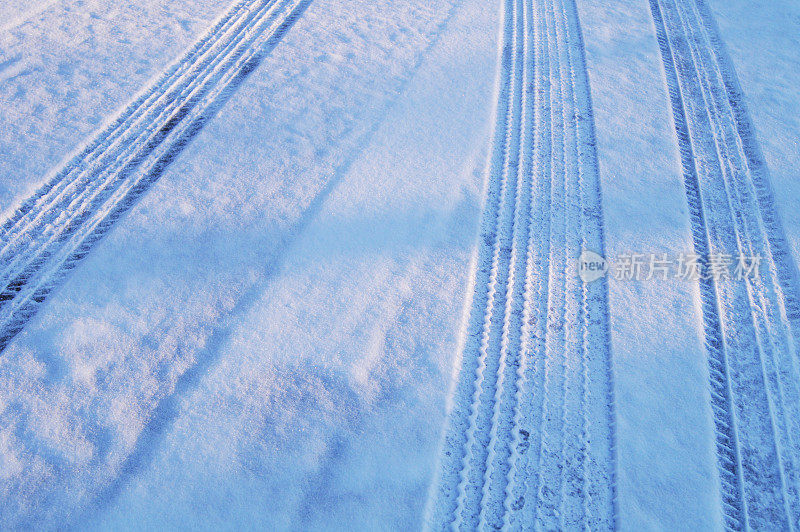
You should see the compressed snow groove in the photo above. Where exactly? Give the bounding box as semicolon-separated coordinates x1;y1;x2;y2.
0;0;312;352
649;0;800;529
425;0;616;528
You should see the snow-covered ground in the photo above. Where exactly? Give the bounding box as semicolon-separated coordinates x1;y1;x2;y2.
0;0;798;529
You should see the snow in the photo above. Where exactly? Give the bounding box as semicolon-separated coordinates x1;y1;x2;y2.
707;0;800;265
84;1;500;524
1;0;799;528
0;0;498;527
576;0;718;528
0;0;233;210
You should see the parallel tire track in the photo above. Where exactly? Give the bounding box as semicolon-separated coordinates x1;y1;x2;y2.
425;0;616;528
649;0;800;529
0;0;312;352
0;0;278;290
0;0;252;242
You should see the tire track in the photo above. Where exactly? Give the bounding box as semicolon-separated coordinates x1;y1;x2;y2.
0;0;312;352
0;0;281;267
0;0;275;287
0;0;253;242
534;0;568;526
452;0;525;525
649;0;800;529
425;0;615;528
567;0;616;523
480;0;531;527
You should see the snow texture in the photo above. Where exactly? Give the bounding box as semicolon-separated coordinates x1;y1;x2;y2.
0;0;799;529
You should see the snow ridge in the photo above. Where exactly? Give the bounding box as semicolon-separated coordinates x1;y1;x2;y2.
425;0;616;528
649;0;800;529
0;0;311;352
